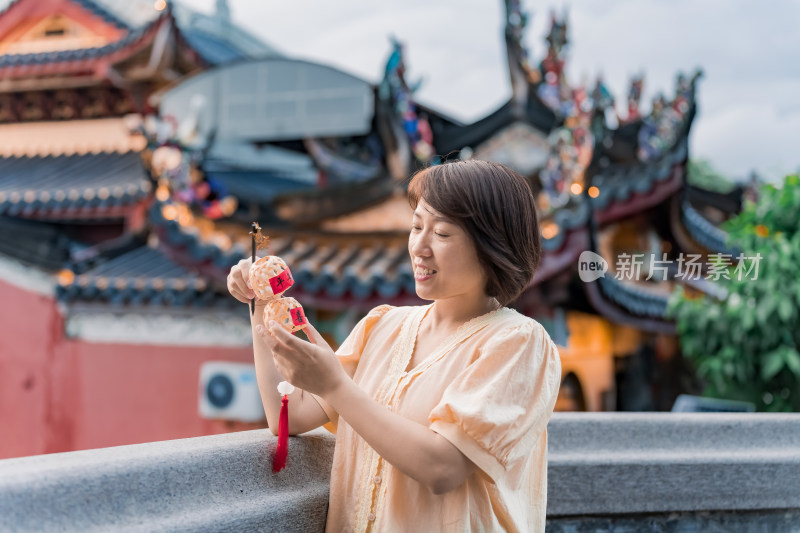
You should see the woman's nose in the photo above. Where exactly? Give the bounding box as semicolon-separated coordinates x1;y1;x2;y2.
410;232;431;257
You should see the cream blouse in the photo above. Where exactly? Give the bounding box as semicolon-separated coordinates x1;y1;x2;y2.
311;303;562;532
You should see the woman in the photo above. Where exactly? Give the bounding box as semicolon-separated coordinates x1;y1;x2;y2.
227;159;562;532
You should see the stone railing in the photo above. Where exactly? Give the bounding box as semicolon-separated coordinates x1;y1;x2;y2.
1;413;799;532
546;413;800;531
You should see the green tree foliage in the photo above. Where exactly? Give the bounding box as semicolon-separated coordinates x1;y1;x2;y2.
667;175;800;411
687;158;736;194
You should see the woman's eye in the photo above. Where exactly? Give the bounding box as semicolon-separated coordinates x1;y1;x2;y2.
411;225;421;231
435;232;449;238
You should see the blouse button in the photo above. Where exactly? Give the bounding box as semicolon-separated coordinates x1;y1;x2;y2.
374;475;382;484
367;513;376;522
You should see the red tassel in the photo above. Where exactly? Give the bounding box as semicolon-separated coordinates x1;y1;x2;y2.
273;394;289;473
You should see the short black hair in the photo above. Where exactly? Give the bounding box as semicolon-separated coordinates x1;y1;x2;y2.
408;160;541;306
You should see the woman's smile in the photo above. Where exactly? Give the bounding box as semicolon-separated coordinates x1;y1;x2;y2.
414;263;437;281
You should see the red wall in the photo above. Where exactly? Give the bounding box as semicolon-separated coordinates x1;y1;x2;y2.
0;279;264;460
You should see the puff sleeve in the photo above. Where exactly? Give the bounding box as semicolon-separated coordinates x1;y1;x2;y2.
427;320;562;484
311;304;393;434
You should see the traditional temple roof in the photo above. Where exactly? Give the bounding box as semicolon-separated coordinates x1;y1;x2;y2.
433;95;558;157
590;134;688;225
68;0;130;30
0;10;203;79
319;191;412;233
57;242;228;308
584;274;675;334
0;0;278;85
596;275;670;319
540;199;590;252
149;200;422;309
0;215;74;269
274;177;397;226
0;150;151;220
0;118;146;157
679;199;739;257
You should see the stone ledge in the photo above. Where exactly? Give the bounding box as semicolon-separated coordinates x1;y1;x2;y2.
0;428;335;533
2;413;799;531
547;413;800;516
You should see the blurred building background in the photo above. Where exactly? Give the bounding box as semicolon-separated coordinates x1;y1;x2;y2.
0;0;760;459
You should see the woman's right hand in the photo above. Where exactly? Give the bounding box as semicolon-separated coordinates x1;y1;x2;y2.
227;258;257;305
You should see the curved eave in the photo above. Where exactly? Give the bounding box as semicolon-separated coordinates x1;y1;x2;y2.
590;138;687;225
151;200;422;304
541;199;590;252
72;0;130;30
433;91;558;156
670;195;740;257
0;198;149;222
0;150;153;221
532;226;588;287
0;9;206;79
0;216;74;270
584;275;675;334
273;176;397;225
57;245;227;309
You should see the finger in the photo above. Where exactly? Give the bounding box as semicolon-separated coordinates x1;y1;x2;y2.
268;321;305;351
234;261;255;296
303;322;326;346
240;258;253;290
226;275;247;302
229;286;251;304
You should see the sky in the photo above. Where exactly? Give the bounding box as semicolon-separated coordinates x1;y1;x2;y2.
195;0;800;183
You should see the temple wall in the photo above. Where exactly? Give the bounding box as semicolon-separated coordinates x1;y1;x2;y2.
0;267;264;460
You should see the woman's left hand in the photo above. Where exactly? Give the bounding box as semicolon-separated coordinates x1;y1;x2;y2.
257;321;346;397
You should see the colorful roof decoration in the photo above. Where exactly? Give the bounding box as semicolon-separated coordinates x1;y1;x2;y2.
637;72;701;162
590;137;688;223
379;37;435;165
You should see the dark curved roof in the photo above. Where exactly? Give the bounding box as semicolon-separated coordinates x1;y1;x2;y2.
584;274;675;334
590;137;688;216
150;200;419;303
541;199;590;252
0;151;151;219
680;200;739;256
433;86;559;156
597;275;670;319
57;244;230;308
0;216;74;270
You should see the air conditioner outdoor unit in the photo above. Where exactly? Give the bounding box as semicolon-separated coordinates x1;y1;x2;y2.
199;361;265;422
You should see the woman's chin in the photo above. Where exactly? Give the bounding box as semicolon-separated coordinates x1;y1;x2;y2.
414;285;437;301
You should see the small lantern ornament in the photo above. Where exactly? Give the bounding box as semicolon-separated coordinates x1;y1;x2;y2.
248;223;307;473
263;296;308;334
249;255;295;300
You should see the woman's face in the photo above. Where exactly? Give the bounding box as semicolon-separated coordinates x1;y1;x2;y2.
408;198;487;302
